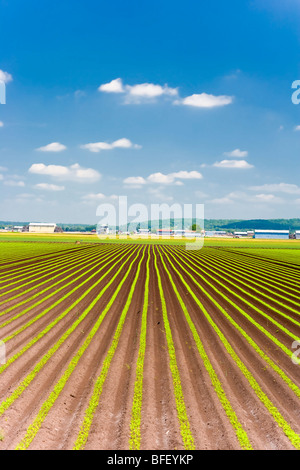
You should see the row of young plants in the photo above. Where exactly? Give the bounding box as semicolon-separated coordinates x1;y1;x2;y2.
0;245;136;373
173;247;300;342
15;246;143;450
0;245;113;302
192;247;300;302
203;246;300;286
0;241;82;266
161;246;300;449
0;244;95;288
0;244;130;333
0;242;298;450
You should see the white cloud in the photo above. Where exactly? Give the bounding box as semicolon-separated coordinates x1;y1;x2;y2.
0;166;7;172
98;78;125;93
249;183;300;195
147;172;177;184
224;148;248;158
4;180;25;187
81;193;118;204
175;93;233;108
254;193;283;203
36;142;67;152
35;183;65;191
123;176;147;187
0;121;3;127
99;78;178;104
213;159;254;169
293;125;300;131
147;187;174;202
0;174;3;181
0;70;12;84
81;138;141;153
124;170;203;187
98;78;235;110
211;197;234;204
126;83;178;98
170;170;203;180
28;163;101;182
147;170;202;184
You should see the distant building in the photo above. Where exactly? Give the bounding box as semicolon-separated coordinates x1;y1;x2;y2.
12;226;23;232
29;223;56;233
295;231;300;240
205;231;227;237
173;229;186;237
97;224;109;235
138;228;150;235
254;230;289;239
234;231;248;237
157;228;173;236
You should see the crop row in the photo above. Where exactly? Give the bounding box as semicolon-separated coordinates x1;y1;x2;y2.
0;242;298;450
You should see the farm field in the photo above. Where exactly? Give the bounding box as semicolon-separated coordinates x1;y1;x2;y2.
0;239;299;450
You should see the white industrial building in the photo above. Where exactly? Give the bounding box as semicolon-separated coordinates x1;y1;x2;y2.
254;229;289;239
205;231;227;237
29;223;56;233
295;231;300;240
97;224;109;235
138;228;150;235
234;231;248;237
13;226;23;232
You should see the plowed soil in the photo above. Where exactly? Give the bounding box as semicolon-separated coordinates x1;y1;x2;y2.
0;242;299;450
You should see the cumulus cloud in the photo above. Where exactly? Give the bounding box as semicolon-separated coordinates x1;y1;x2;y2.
36;142;67;152
123;176;147;188
28;163;101;182
213;159;254;169
124;170;203;187
0;121;3;127
175;93;233;108
4;180;25;187
171;170;203;180
81;138;141;153
293;125;300;131
99;78;178;104
98;77;234;110
0;70;13;84
81;193;118;204
210;196;234;204
147;172;175;184
35;183;65;191
98;78;125;93
249;183;300;195
254;194;283;203
126;83;178;98
223;148;248;158
148;170;203;184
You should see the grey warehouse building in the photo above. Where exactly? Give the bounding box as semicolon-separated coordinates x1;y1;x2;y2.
254;230;289;239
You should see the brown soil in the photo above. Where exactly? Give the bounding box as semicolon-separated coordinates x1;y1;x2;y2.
0;243;299;450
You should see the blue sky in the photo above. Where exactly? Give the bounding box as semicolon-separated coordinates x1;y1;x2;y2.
0;0;300;224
